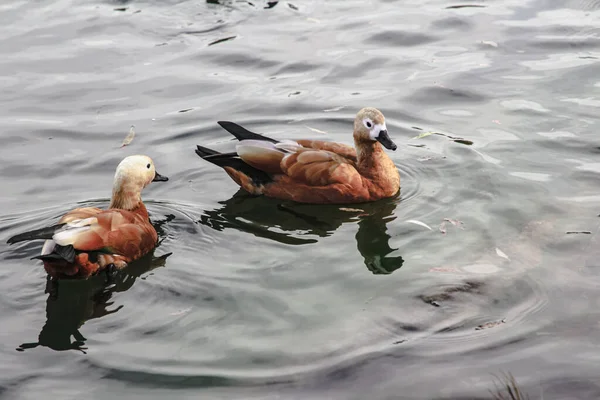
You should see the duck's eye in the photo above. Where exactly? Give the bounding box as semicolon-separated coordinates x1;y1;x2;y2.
365;121;372;128
146;163;151;169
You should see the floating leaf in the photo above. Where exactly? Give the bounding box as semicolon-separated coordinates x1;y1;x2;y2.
339;207;364;213
304;126;328;134
446;4;486;9
412;131;434;140
121;125;135;148
208;36;236;46
495;248;510;261
170;307;192;316
439;221;447;234
444;218;464;228
406;219;432;230
453;139;473;146
475;318;506;330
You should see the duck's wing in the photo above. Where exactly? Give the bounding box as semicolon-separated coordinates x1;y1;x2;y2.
6;207;103;245
280;148;361;187
217;121;358;161
53;210;157;257
295;139;357;162
236;139;360;187
234;139;301;175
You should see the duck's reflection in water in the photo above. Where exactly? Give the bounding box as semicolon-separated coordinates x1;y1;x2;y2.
17;216;174;353
199;190;404;274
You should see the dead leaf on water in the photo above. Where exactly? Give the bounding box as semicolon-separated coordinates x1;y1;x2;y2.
121;125;135;148
208;36;236;46
411;131;435;140
170;307;192;316
439;221;447;234
475;318;506;330
444;218;464;228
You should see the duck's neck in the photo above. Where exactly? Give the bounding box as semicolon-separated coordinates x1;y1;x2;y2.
109;186;149;219
354;139;390;178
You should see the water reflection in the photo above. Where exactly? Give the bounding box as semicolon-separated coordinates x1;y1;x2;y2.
15;215;174;353
198;190;404;274
16;251;171;353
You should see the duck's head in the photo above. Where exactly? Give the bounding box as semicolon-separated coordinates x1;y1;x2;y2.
353;107;397;151
110;155;168;210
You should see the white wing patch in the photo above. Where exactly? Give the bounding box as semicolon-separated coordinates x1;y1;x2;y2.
41;240;56;256
274;140;302;153
52;217;97;246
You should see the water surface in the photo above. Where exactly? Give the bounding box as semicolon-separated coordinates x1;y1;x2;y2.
1;0;600;398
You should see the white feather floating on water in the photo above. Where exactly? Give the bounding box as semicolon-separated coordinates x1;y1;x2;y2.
121;125;135;147
405;220;432;230
495;248;510;261
304;126;328;134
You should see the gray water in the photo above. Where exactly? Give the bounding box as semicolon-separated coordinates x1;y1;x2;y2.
1;0;600;398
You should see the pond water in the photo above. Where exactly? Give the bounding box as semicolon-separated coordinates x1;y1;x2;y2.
1;0;600;398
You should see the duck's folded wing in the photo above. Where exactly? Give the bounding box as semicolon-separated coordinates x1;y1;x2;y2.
280;148;361;187
235;139;301;174
53;211;157;257
58;207;103;224
295;139;357;162
235;140;361;187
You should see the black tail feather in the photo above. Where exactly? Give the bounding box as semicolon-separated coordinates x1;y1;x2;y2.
7;223;66;244
217;121;278;143
195;145;272;186
194;145;221;158
31;244;76;264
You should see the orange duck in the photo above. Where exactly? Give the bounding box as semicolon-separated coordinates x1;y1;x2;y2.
7;155;168;279
195;107;400;204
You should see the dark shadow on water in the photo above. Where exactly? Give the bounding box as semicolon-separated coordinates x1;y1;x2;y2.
15;216;174;353
198;190;404;275
16;251;171;354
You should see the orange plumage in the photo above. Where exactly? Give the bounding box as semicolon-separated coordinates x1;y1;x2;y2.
196;107;400;204
6;155;168;279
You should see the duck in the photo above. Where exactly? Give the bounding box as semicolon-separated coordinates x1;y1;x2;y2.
6;155;168;280
195;107;400;204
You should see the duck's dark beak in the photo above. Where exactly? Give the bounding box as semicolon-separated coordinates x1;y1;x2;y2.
153;171;169;182
376;130;397;151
